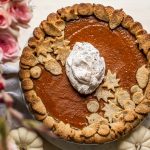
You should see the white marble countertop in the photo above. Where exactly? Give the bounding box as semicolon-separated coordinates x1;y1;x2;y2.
17;0;150;149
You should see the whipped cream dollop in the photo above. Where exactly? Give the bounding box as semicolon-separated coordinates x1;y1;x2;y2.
66;42;105;94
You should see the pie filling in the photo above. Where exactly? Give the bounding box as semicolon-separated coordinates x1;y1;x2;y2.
33;17;146;129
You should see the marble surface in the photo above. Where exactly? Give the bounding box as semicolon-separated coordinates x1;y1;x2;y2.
16;0;150;149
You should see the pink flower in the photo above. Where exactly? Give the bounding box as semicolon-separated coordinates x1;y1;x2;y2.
0;8;12;29
0;31;19;62
0;0;10;5
9;1;32;24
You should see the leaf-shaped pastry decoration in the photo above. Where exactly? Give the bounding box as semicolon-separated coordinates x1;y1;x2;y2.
94;87;114;102
115;88;130;107
41;20;62;37
36;37;54;56
130;22;143;35
102;100;122;123
105;6;115;17
132;91;144;104
137;33;150;54
47;13;65;31
102;70;120;91
109;9;124;29
54;46;71;66
121;15;134;29
86;113;104;124
136;65;149;89
77;3;93;16
44;55;62;75
57;5;78;21
135;99;150;114
38;54;54;64
93;4;109;22
130;85;142;94
33;27;45;40
82;123;98;138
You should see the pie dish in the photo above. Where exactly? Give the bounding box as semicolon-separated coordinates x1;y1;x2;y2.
19;3;150;144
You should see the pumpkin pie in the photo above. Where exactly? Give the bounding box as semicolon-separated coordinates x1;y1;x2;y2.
19;3;150;143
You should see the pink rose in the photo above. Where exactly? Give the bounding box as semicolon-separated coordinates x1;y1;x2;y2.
0;8;12;29
0;0;10;5
0;31;19;62
9;1;32;24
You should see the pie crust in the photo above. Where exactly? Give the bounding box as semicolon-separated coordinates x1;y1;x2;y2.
19;3;150;143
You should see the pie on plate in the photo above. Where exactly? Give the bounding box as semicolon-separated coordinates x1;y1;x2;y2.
19;3;150;143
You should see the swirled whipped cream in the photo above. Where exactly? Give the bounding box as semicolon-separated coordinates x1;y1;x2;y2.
66;42;105;94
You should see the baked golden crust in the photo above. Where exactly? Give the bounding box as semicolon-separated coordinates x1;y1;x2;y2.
20;3;150;144
41;20;62;37
47;13;65;31
21;78;33;91
109;9;124;29
19;69;30;80
57;5;78;21
33;27;45;40
93;4;109;22
77;3;93;16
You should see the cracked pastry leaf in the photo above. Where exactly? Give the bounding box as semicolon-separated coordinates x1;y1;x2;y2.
136;65;149;89
94;87;114;102
102;100;122;123
54;46;71;66
44;56;62;75
109;9;124;29
102;70;120;91
87;100;99;113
